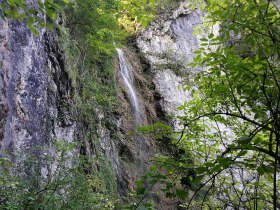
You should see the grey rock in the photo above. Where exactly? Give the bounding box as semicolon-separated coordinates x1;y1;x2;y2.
0;15;77;175
137;2;218;123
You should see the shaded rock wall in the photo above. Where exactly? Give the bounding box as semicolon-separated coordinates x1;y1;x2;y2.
113;47;157;196
0;16;76;174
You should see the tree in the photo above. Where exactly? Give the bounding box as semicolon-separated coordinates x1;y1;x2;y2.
0;0;70;34
135;0;280;209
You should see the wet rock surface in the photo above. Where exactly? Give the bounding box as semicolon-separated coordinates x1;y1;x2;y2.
114;47;157;196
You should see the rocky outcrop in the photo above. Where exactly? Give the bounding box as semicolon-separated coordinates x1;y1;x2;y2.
137;2;218;121
0;16;76;174
0;5;157;201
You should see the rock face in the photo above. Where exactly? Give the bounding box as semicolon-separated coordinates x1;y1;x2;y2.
111;2;209;201
114;47;157;196
0;1;217;208
0;7;157;201
0;17;76;173
137;2;206;121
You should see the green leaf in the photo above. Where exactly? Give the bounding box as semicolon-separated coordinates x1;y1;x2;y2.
200;38;208;42
46;8;56;20
136;187;146;195
196;166;207;174
176;190;188;200
257;166;265;175
205;162;214;167
193;175;204;184
237;150;247;157
208;33;214;39
211;164;222;172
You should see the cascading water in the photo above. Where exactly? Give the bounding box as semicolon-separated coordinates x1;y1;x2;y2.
116;48;142;125
117;48;150;174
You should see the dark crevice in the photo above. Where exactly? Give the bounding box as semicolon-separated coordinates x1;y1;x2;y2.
45;32;74;127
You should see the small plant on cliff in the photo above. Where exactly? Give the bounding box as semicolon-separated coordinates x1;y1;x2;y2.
0;140;117;210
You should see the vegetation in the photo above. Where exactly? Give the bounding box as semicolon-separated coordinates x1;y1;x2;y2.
3;0;279;209
135;0;280;209
63;0;158;198
0;141;117;209
0;0;157;209
0;0;70;34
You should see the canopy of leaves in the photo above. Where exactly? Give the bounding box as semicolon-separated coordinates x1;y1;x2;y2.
0;0;70;34
136;0;280;209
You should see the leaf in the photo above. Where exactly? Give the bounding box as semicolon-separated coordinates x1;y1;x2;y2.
211;164;222;173
257;166;265;175
205;162;214;167
136;187;146;195
46;8;56;20
194;54;202;62
135;180;144;187
30;27;39;36
193;175;204;184
200;38;208;42
208;33;214;39
237;150;247;157
237;137;251;145
196;166;207;174
176;190;188;200
141;19;147;28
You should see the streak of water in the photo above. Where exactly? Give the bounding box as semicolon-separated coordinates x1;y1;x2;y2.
116;48;141;124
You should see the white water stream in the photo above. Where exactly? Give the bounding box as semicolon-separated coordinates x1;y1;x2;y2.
116;48;141;124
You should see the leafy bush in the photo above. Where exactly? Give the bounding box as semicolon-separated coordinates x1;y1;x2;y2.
134;0;280;209
0;140;117;210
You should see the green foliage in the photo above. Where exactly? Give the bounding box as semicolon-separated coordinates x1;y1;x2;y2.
135;0;280;209
0;0;69;34
130;149;194;209
117;0;157;31
66;0;121;60
180;0;280;208
155;0;180;14
136;122;173;140
0;140;117;210
64;0;155;115
60;1;158;205
66;0;157;56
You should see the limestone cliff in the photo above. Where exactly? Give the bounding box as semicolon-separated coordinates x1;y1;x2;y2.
0;15;77;175
137;2;218;124
0;1;210;208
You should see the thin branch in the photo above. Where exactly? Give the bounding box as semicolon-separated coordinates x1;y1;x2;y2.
185;111;273;132
201;179;215;209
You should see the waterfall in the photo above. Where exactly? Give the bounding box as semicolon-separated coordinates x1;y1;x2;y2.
116;48;141;125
